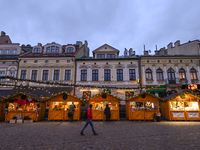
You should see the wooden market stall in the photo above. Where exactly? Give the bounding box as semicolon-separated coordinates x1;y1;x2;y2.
89;92;121;121
161;91;200;121
1;92;46;122
47;92;81;121
126;92;163;120
0;95;4;121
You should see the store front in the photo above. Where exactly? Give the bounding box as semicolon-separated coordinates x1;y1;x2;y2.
126;92;163;120
161;91;200;121
47;92;81;121
146;85;166;98
89;92;121;120
2;92;46;122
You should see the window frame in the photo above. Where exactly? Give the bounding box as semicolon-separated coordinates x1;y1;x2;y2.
81;70;87;81
20;70;27;79
53;70;60;80
104;69;111;81
64;70;71;80
156;69;163;80
92;70;98;81
31;70;38;80
145;69;153;80
117;69;123;81
42;70;49;80
179;68;186;80
129;69;136;81
190;68;197;80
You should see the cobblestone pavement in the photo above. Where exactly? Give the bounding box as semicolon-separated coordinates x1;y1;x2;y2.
0;120;200;150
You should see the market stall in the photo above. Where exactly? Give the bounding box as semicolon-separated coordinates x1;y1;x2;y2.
161;91;200;121
47;92;81;121
2;92;46;122
89;92;121;120
0;95;4;121
126;92;163;120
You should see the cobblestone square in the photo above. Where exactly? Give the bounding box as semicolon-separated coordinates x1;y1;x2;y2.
0;120;200;150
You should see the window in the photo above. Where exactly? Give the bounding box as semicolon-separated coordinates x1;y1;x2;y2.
24;60;27;63
67;60;70;63
97;54;105;59
145;69;152;80
56;47;59;52
125;92;134;99
167;68;176;84
20;70;27;79
157;60;160;63
180;60;182;62
34;48;40;53
10;71;15;77
0;71;5;81
56;60;59;63
12;50;17;54
117;69;123;81
3;62;6;64
129;69;136;81
51;46;55;52
31;70;38;80
42;70;49;80
147;60;149;63
5;50;10;54
45;60;48;63
47;47;50;52
53;70;60;80
92;70;98;81
190;68;197;80
107;54;115;58
65;70;71;80
156;69;163;80
104;69;111;81
34;60;38;63
169;60;171;63
0;50;3;54
67;47;73;52
81;70;87;81
179;68;186;79
12;62;16;64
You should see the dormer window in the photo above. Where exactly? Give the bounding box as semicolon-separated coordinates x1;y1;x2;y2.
12;50;17;54
47;47;50;53
97;54;105;59
67;47;73;52
56;47;59;52
51;46;55;52
34;48;40;53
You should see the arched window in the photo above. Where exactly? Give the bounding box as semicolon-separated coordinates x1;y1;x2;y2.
167;68;175;80
190;68;197;80
179;68;186;79
145;69;152;80
67;47;73;52
156;69;163;80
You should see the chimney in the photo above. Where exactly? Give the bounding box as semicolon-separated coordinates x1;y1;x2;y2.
144;50;149;56
1;31;6;36
174;40;180;47
38;43;42;46
167;42;173;50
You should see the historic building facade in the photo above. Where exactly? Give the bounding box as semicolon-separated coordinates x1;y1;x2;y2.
75;44;140;101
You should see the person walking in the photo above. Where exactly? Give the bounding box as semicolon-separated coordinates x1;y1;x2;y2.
68;102;75;121
80;104;98;135
104;104;111;121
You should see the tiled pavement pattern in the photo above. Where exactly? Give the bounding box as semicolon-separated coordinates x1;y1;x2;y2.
0;120;200;150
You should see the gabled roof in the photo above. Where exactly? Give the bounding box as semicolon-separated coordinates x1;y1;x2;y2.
126;92;164;101
163;91;200;101
92;44;120;53
46;91;81;101
89;91;122;101
1;92;45;102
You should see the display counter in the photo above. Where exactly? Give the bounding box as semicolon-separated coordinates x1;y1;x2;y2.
2;92;46;122
161;91;200;121
126;92;163;120
47;92;81;121
89;92;121;120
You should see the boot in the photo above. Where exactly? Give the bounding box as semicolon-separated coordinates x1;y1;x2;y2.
93;132;98;135
80;131;84;135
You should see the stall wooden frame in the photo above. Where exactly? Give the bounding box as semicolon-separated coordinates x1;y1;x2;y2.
47;92;81;121
126;92;163;120
89;92;121;121
0;95;4;121
161;91;200;121
2;92;46;122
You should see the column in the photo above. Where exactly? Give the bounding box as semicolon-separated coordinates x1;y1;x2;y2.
142;66;146;86
186;66;191;84
198;66;200;84
153;66;157;85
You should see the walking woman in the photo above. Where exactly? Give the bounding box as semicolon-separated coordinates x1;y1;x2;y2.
104;104;111;121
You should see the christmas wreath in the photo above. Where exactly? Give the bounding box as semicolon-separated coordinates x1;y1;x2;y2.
63;94;68;100
141;94;146;98
21;95;27;100
180;94;185;99
102;93;107;99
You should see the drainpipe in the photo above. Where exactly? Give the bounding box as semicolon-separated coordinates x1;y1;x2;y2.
16;58;21;86
74;57;76;95
138;56;142;93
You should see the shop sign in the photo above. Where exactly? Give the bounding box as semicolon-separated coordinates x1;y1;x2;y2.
176;98;190;102
172;112;184;118
146;85;166;92
188;112;199;118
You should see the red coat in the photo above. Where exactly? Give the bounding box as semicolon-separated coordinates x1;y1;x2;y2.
87;107;93;120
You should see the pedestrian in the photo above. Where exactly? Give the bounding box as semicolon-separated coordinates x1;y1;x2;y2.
68;102;75;121
80;104;98;135
104;104;111;121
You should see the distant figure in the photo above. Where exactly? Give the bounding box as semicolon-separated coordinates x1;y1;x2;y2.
80;104;98;135
104;104;111;121
68;102;75;121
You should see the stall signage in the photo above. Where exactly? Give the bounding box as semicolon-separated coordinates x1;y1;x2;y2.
188;112;199;118
172;112;184;118
176;98;190;102
146;85;166;92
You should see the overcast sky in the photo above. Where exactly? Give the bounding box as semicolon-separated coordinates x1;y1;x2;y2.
1;0;200;56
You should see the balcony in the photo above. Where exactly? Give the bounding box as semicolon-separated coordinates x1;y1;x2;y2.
165;78;188;85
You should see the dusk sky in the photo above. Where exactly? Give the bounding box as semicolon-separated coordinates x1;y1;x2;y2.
0;0;200;56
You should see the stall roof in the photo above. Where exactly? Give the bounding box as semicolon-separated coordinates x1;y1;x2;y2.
163;91;200;101
90;92;122;101
46;91;81;101
126;92;164;101
1;92;45;102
